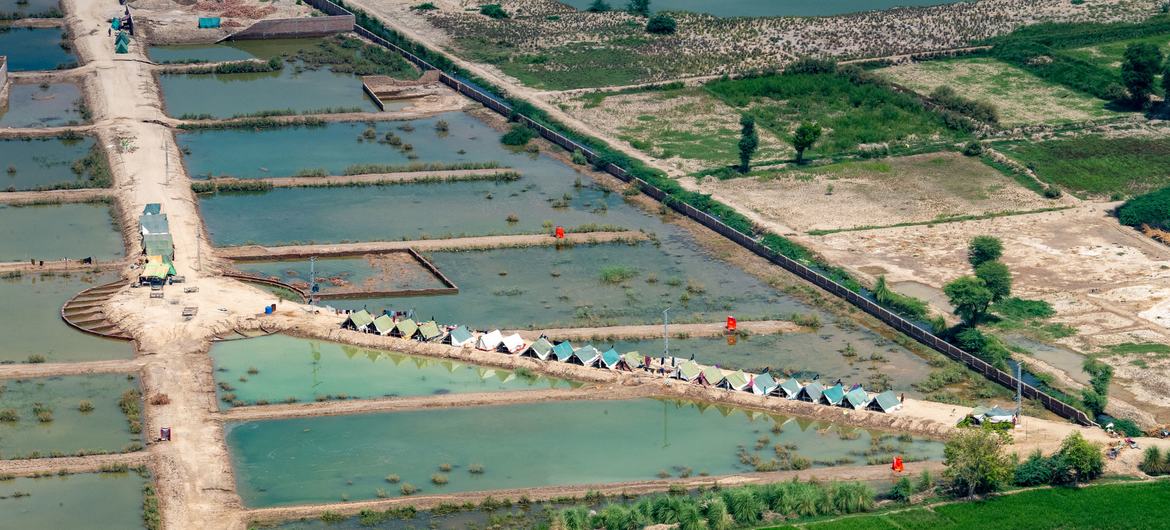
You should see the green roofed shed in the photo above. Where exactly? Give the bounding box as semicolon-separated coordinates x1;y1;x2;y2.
416;321;442;341
552;341;575;362
820;384;846;406
867;391;902;413
372;314;394;335
523;337;554;360
843;387;869;409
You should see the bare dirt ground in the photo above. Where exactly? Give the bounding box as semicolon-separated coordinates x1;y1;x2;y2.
0;188;115;204
131;0;317;45
808;203;1170;424
0;358;143;378
0;451;152;477
514;320;806;342
217;231;647;259
686;152;1072;234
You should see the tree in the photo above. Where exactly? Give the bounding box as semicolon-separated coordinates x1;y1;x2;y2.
967;235;1003;268
645;13;676;34
790;122;821;164
944;276;994;325
975;260;1012;302
737;114;758;173
1058;432;1104;482
1164;61;1170;106
1120;42;1164;108
627;0;651;16
943;429;1013;498
586;0;611;12
479;3;508;18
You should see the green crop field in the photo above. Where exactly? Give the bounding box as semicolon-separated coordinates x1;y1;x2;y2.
996;136;1170;197
1064;34;1170;71
767;480;1170;529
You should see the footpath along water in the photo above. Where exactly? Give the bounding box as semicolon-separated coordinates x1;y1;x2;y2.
0;374;142;459
227;398;943;506
211;335;574;407
0;82;85;128
0;271;130;363
0;472;148;530
0;203;123;261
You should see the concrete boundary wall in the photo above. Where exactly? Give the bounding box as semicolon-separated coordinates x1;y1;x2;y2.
226;15;354;41
303;0;1095;426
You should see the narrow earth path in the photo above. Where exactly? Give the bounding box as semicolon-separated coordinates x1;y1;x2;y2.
200;167;516;188
0;358;144;379
512;320;807;342
218;231;646;260
0;451;152;477
0;188;115;204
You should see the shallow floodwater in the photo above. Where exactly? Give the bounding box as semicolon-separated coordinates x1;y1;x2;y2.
0;374;140;459
234;255;448;295
0;27;75;71
210;335;573;407
1007;335;1090;386
0;135;94;190
148;38;322;64
159;60;378;118
228;398;943;506
0;82;84;128
0;203;123;261
560;0;962;17
0;271;130;363
0;0;60;16
0;472;146;529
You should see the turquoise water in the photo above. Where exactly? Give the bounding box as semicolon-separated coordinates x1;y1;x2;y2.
180;114;511;179
148;38;322;64
0;271;130;363
234;255;448;295
0;203;123;261
560;0;962;17
0;0;60;16
159;60;378;118
210;335;573;407
0;82;84;128
0;136;94;190
228;398;943;506
0;374;141;459
0;27;75;71
0;472;146;529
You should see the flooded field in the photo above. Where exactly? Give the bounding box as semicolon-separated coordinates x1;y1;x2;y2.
234;254;448;296
0;27;75;71
148;38;319;64
228;398;943;506
0;135;95;190
0;472;147;529
0;203;123;261
0;0;60;16
559;0;962;17
0;82;85;128
0;374;141;458
210;335;573;407
0;271;129;363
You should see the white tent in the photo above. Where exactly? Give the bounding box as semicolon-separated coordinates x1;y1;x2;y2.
497;333;526;354
475;330;503;351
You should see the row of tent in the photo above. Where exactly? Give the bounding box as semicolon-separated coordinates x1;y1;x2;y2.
138;203;176;284
341;309;905;414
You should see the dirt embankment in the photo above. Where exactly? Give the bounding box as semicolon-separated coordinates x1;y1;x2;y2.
218;231;647;260
0;188;115;205
512;320;806;342
200;168;517;189
0;451;152;477
0;358;143;379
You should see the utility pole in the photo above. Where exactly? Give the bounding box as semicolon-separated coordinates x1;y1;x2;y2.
662;307;671;362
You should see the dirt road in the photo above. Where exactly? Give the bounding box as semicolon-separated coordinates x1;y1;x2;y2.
200;167;516;188
218;231;646;260
0;451;152;477
0;188;114;204
0;358;143;379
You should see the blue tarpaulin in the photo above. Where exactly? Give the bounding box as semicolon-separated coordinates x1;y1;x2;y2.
197;17;221;29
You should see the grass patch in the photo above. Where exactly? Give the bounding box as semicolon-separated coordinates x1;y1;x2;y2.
599;265;638;284
996;136;1170;197
807;207;1071;236
1104;342;1170;357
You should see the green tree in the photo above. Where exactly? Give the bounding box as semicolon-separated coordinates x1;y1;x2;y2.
627;0;651;16
967;235;1003;268
944;429;1014;498
586;0;611;12
1120;42;1164;108
944;276;994;325
479;3;508;18
975;260;1012;302
1058;432;1104;482
1164;62;1170;103
737;114;759;173
645;13;676;34
790;122;822;164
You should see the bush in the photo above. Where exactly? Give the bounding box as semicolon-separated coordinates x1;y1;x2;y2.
431;473;448;485
385;474;400;483
500;125;536;146
600;265;638;283
645;14;677;34
1139;446;1170;476
0;409;17;422
469;463;485;474
962;141;984;156
37;410;54;423
27;354;45;364
400;482;417;495
1117;186;1170;230
78;400;95;412
479;4;508;18
149;394;171;406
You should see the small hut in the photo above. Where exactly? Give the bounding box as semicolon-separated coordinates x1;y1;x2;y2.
842;386;870;410
570;345;601;366
415;321;443;342
751;372;778;395
522;337;554;360
867;391;902;413
497;333;526;354
795;381;824;402
599;348;622;369
342;310;374;332
475;330;503;351
819;384;846;406
443;325;474;347
551;341;575;362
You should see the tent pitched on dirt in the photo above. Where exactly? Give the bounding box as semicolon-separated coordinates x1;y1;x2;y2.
751;372;778;395
820;384;846;406
843;386;870;409
699;366;724;386
976;406;1016;424
497;333;526;354
867;390;902;413
415;321;442;342
342;310;374;332
522;337;554;360
443;325;474;347
372;314;395;335
551;341;575;362
676;360;702;381
619;351;642;370
796;381;823;402
776;377;802;399
138;213;169;235
391;318;418;339
718;370;751;391
476;330;503;351
570;345;601;366
600;348;622;369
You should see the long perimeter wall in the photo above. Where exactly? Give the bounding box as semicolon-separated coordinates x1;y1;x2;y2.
302;0;1095;427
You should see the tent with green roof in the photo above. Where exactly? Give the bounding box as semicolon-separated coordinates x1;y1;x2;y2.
718;370;751;391
699;366;724;386
570;345;601;366
390;319;418;339
372;314;395;335
777;377;802;399
867;391;902;413
143;233;174;261
551;341;575;362
599;348;622;369
443;325;474;347
675;360;702;381
751;372;778;395
142;203;161;215
522;337;554;360
139;214;169;236
796;381;823;402
342;310;374;332
619;351;642;370
415;321;442;342
820;384;846;406
843;386;870;409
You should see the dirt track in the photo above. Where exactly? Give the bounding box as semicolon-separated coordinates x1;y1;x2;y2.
0;188;114;204
218;231;646;260
0;451;152;477
201;168;516;188
0;358;143;379
512;320;806;341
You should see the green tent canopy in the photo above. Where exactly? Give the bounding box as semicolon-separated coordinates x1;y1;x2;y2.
372;314;395;335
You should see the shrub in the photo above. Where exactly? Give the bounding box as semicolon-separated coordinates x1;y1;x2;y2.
27;354;45;364
400;482;417;495
149;394;171;406
37;410;54;423
500;125;535;146
646;14;677;34
571;149;588;165
1117;186;1170;230
411;2;437;10
600;265;638;283
385;473;400;483
1139;446;1170;476
432;473;449;485
78;400;95;412
439;463;452;472
469;463;485;474
0;409;17;422
479;4;508;19
962;141;984;156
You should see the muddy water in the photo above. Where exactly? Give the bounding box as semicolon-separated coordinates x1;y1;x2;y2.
1006;335;1090;386
0;81;84;128
0;271;129;363
0;136;94;190
234;255;448;295
0;374;141;458
0;472;146;529
227;398;943;507
210;335;573;407
559;0;962;17
891;281;953;314
0;27;75;71
148;38;323;64
0;203;123;261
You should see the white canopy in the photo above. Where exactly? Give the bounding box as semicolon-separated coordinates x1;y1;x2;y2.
475;329;503;351
498;333;526;354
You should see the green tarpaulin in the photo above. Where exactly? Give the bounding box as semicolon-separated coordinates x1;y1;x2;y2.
198;17;221;29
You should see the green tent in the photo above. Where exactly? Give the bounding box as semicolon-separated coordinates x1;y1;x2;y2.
796;381;823;402
139;214;169;235
600;348;622;369
143;233;174;260
391;318;418;338
416;320;442;341
570;345;601;366
372;314;395;335
843;387;870;409
751;372;777;395
343;310;374;331
142;203;161;215
443;325;473;346
676;360;702;381
699;366;724;386
551;341;575;362
621;351;643;370
820;384;846;406
778;377;802;399
719;370;751;391
523;337;553;360
867;391;902;413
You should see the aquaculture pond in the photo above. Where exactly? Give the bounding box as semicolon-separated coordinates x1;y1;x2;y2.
160;61;379;118
611;330;929;395
0;374;141;459
0;135;95;190
0;203;123;261
560;0;963;17
181;114;524;179
228;398;943;506
0;0;60;17
147;38;321;64
210;334;574;407
0;472;147;530
233;254;448;296
0;271;129;363
0;27;75;71
0;81;84;128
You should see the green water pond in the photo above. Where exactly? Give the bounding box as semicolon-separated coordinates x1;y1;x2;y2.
0;135;94;191
227;398;943;506
234;254;448;296
0;374;141;459
0;203;123;261
0;81;84;128
0;472;146;529
211;335;574;408
0;0;60;16
0;271;130;363
0;27;75;71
